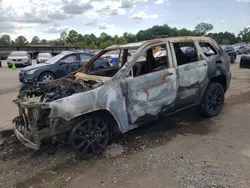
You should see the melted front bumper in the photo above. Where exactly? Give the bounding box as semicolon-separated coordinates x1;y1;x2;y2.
12;102;50;150
13;122;40;150
13;100;71;150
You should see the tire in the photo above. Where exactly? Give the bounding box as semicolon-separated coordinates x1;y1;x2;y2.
199;82;225;117
69;115;111;158
8;65;11;68
39;72;55;83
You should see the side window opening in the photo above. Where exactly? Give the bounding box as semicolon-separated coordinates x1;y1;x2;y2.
133;44;169;77
62;54;77;63
173;42;198;66
199;42;218;57
80;54;91;62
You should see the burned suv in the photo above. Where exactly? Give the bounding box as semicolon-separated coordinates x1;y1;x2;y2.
13;37;231;157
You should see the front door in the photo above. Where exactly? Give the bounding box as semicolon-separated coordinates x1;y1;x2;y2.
122;44;178;125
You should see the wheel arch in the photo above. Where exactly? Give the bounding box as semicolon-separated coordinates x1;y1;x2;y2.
198;74;227;105
70;109;122;137
210;74;227;92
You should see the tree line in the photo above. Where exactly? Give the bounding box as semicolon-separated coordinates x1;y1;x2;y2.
0;23;249;49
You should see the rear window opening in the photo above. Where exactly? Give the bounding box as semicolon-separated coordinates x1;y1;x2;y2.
199;42;218;56
173;42;198;66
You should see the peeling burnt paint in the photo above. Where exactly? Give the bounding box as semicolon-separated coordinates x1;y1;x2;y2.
144;89;149;100
12;36;231;150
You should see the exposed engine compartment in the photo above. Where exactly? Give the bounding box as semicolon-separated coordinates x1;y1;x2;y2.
17;75;104;103
12;73;108;150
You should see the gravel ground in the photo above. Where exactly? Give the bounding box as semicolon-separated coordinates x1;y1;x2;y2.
0;63;250;188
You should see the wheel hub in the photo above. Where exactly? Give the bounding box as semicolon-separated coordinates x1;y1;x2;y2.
208;87;222;112
69;118;109;157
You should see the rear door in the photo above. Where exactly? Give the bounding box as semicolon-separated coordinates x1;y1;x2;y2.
170;41;201;109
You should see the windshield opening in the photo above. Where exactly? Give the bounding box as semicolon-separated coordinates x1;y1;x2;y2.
10;51;27;56
83;47;139;78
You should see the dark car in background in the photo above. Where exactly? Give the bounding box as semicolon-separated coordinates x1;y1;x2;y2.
223;46;237;63
19;52;112;85
36;53;52;64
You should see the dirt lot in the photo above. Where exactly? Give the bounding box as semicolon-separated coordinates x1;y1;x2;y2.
0;63;250;188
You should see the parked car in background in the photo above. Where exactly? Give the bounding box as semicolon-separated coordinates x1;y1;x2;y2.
237;45;247;54
245;45;250;54
19;51;112;85
181;46;196;54
7;51;32;68
233;45;240;54
36;53;52;64
222;46;237;63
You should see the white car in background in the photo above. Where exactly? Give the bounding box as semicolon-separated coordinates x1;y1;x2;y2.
36;53;52;64
7;51;32;68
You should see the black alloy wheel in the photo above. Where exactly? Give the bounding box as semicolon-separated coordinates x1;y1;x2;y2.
69;117;110;158
200;82;225;117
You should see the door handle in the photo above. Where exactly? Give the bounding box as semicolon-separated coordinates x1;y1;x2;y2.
168;72;173;76
204;64;207;66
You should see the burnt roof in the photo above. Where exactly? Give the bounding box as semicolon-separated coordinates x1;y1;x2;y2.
105;36;215;50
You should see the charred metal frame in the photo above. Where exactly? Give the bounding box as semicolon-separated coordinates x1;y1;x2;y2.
13;37;232;150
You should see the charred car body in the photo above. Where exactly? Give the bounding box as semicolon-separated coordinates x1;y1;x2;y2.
13;37;231;157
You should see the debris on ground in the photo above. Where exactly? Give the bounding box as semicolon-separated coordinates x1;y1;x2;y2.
103;143;125;158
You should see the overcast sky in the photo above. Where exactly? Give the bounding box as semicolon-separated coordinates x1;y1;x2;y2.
0;0;249;41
